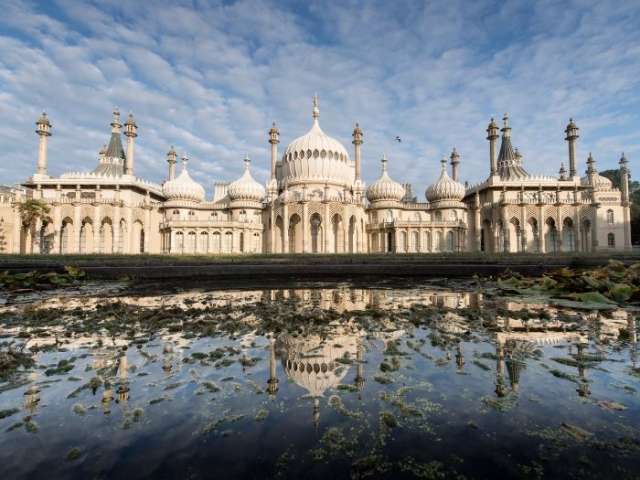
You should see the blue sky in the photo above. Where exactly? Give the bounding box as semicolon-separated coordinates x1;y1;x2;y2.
1;0;639;196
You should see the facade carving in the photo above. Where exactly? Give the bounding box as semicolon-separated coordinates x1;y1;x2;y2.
0;99;632;254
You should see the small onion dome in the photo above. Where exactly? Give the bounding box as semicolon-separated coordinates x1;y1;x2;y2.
426;158;466;203
163;156;205;202
227;156;266;202
366;154;405;202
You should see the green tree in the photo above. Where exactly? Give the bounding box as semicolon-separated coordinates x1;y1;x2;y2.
18;199;51;229
600;169;640;245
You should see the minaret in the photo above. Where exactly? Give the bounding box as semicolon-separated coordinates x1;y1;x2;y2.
35;112;52;176
586;152;596;187
166;146;177;180
559;163;567;181
564;118;579;178
268;122;279;196
486;117;499;177
620;153;632;250
352;122;363;184
124;112;137;176
450;147;460;182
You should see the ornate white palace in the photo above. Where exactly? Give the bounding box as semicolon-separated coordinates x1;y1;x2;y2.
0;96;632;254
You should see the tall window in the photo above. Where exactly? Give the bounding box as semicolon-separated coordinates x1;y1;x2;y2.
608;233;615;248
607;210;614;224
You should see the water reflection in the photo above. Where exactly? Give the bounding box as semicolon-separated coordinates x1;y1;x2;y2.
0;283;638;479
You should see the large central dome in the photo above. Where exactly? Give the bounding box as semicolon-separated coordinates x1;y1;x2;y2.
280;96;354;189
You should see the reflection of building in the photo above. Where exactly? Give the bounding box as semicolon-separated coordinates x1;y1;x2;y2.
3;99;631;254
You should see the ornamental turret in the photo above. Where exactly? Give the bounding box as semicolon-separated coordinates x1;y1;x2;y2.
450;147;460;182
486;117;500;176
586;152;596;187
227;155;266;203
35;112;52;176
162;155;205;203
620;153;630;205
564;118;579;178
166;145;177;180
559;163;567;181
268;122;279;192
124;112;137;176
352;122;363;183
425;157;466;203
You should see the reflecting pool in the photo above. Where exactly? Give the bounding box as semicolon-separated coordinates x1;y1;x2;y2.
0;280;638;479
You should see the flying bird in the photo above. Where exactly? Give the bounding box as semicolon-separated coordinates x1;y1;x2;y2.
395;136;402;143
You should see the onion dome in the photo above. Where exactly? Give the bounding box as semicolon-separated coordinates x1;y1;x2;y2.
426;158;466;203
227;156;266;202
163;156;205;202
281;95;353;187
366;154;405;202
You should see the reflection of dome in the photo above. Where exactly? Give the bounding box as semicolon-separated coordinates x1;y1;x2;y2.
163;158;205;202
426;158;465;203
281;96;353;188
366;155;405;202
227;157;265;202
276;330;359;397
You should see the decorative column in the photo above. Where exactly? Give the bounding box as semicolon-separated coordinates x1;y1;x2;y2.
144;191;151;253
124;113;137;176
73;189;81;253
35;112;52;177
564;119;579;179
113;186;121;253
93;187;101;253
486;118;499;177
537;186;545;253
52;192;61;254
474;191;481;252
620;153;632;250
450;148;460;182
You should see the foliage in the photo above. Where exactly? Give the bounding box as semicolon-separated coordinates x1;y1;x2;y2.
496;260;640;307
18;199;50;228
0;266;85;291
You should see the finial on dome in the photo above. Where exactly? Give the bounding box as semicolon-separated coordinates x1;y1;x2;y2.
312;94;320;119
244;154;251;170
440;157;447;171
381;153;388;172
503;113;509;128
111;108;122;133
181;154;189;170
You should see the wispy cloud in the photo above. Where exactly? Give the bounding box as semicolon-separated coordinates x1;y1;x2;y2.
0;0;638;195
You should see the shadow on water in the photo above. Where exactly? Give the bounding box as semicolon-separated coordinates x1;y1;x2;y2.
0;278;638;479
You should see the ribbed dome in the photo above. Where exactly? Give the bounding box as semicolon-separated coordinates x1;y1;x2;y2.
366;155;405;202
227;157;266;202
163;157;205;202
581;173;612;189
426;158;466;203
280;96;353;187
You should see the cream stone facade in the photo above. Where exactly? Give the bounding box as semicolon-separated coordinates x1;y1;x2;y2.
0;97;632;254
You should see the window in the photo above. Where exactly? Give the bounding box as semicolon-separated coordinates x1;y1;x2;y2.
608;233;615;248
606;210;614;224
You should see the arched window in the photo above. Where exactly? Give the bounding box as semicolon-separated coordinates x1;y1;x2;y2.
606;210;614;224
434;211;442;222
608;233;615;248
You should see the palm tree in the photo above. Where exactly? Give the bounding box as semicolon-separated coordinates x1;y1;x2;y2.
18;199;50;228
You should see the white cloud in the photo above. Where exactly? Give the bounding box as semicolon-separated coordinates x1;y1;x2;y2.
0;0;639;196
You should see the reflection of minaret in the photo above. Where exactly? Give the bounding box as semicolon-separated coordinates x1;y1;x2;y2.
116;350;130;404
495;343;507;397
575;342;590;397
23;385;40;414
455;343;465;371
267;339;279;396
505;355;522;393
354;340;365;393
629;313;637;369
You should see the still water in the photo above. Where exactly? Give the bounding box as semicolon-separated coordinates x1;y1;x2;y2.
0;280;638;479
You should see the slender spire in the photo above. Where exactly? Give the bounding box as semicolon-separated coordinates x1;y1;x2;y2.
312;94;320;120
381;153;388;173
111;108;122;133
